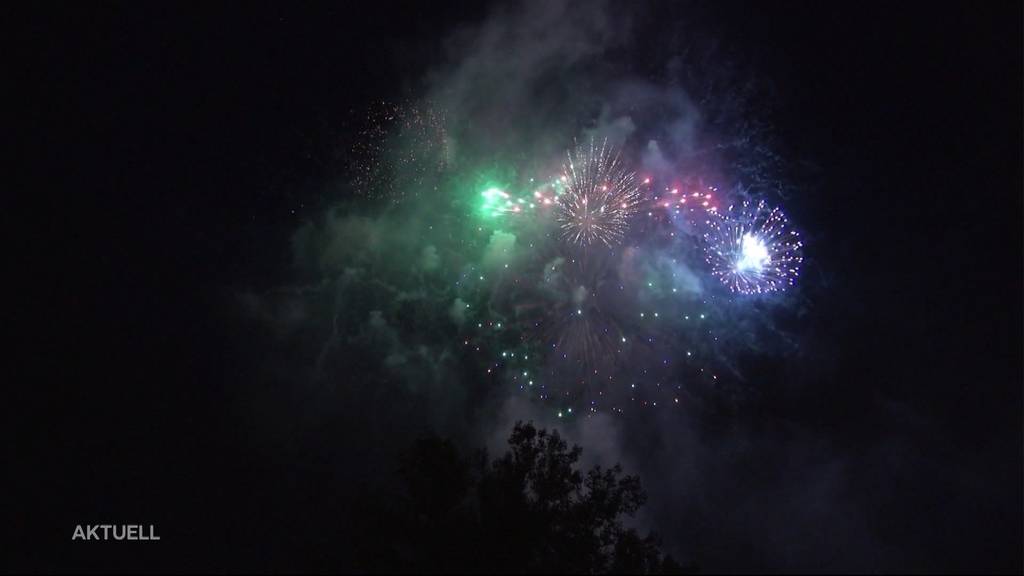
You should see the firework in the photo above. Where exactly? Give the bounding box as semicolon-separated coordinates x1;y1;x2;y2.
703;199;803;294
557;140;641;247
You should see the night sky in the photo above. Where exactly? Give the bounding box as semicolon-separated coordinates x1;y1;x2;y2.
13;1;1023;573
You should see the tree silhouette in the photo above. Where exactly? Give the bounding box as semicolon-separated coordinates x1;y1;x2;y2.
382;421;691;574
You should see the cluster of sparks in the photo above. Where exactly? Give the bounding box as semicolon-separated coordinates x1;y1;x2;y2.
703;199;804;294
459;250;728;415
350;101;450;199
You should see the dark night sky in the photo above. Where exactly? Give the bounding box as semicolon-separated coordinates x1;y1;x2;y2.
12;1;1023;572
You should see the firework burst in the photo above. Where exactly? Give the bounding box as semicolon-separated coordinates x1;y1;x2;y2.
703;199;804;294
557;140;641;247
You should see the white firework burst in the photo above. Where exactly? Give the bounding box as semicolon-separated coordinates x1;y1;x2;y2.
703;199;804;294
557;140;641;247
